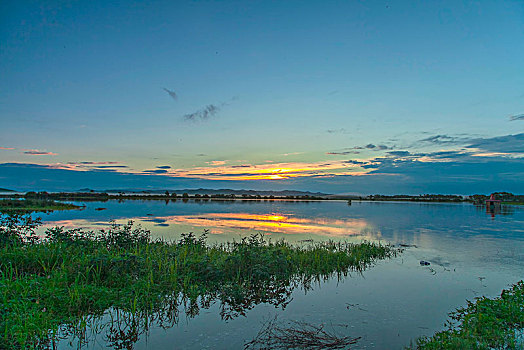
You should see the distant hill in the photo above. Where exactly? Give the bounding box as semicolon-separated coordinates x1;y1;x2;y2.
0;188;15;192
75;188;96;192
102;188;331;197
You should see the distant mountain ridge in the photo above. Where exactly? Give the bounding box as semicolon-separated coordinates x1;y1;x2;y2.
77;188;331;197
0;188;15;192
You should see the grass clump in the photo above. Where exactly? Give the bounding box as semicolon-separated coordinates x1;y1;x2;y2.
0;213;396;349
0;199;80;213
411;281;524;349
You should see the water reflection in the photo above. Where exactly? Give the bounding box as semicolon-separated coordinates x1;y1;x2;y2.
30;200;524;349
137;213;370;237
476;204;516;218
39;212;374;242
60;265;360;349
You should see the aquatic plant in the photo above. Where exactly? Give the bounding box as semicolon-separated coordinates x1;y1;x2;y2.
410;281;524;349
0;213;396;349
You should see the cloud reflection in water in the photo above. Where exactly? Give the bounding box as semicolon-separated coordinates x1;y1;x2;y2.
39;213;375;241
137;213;370;237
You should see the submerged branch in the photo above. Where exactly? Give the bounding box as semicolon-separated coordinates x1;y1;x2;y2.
245;316;360;349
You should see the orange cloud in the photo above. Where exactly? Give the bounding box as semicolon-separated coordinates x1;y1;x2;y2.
208;160;227;166
0;147;15;150
166;160;373;180
31;158;376;181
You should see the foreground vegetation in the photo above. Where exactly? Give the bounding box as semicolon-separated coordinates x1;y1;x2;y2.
0;213;396;349
412;281;524;349
0;199;81;212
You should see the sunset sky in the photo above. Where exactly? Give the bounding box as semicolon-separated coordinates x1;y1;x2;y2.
1;0;523;194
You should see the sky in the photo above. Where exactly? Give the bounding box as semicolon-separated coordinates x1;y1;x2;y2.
1;0;523;194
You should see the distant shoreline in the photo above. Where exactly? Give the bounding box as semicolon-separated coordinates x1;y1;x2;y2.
0;191;522;205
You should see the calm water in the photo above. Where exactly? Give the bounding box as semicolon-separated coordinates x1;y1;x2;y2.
41;199;524;349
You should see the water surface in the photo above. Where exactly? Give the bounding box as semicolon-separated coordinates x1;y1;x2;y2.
42;200;523;349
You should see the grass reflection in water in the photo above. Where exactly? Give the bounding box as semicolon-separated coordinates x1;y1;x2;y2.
0;213;396;349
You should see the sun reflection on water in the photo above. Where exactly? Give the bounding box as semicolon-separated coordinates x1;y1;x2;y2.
39;212;374;240
145;212;368;237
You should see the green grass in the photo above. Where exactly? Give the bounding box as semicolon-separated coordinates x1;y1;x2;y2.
0;199;80;212
410;281;524;349
0;213;397;349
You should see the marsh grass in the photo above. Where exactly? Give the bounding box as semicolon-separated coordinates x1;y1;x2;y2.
0;199;80;212
0;213;396;349
411;281;524;349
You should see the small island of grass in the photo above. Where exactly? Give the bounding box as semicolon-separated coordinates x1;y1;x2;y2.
0;199;81;212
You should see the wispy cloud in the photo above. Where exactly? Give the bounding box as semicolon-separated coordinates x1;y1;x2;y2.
364;144;390;150
418;134;471;145
326;151;360;155
0;147;15;150
344;160;368;165
183;98;235;122
156;165;171;169
282;152;304;156
327;143;391;155
163;88;177;101
49;161;128;172
183;104;221;122
509;113;524;121
143;169;169;174
466;133;524;154
23;149;57;155
326;128;349;134
92;165;129;169
410;132;524;156
68;161;120;165
208;160;226;166
387;151;411;157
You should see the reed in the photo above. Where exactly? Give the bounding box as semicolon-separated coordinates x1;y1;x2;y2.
0;213;396;349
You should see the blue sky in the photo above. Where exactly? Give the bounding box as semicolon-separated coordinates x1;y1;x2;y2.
1;0;523;194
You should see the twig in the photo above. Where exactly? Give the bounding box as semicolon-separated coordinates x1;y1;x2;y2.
244;316;360;349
